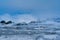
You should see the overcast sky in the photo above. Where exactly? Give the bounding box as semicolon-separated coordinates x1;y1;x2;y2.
0;0;60;21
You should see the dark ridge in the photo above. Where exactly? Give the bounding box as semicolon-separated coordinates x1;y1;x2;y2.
0;20;13;24
5;21;12;24
0;20;6;24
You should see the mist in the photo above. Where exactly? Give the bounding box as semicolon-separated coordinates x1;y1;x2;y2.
0;13;38;23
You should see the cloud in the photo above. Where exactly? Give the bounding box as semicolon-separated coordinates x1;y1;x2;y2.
0;13;12;22
0;14;37;23
0;0;60;20
15;14;37;23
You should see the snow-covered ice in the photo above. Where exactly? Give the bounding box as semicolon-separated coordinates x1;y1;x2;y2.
0;20;60;40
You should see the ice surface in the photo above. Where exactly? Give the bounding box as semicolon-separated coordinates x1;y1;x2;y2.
0;35;33;40
0;20;60;40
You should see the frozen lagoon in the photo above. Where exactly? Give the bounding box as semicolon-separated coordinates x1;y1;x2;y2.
0;33;59;40
0;21;60;40
0;27;60;40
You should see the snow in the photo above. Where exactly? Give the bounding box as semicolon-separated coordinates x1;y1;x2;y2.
0;20;60;40
0;35;33;40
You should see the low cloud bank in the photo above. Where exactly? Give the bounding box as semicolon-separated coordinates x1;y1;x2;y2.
0;14;37;23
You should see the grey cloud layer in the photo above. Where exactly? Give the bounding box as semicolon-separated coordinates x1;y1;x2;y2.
0;14;37;23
